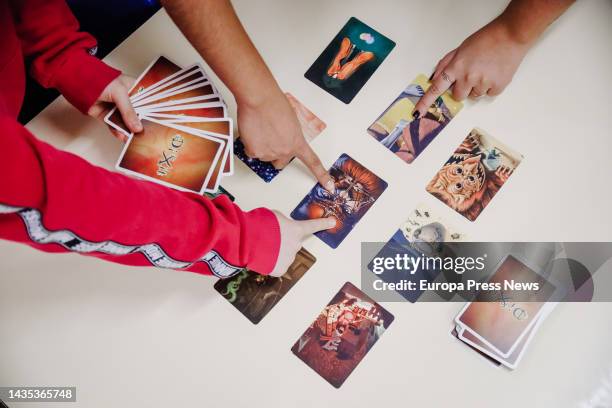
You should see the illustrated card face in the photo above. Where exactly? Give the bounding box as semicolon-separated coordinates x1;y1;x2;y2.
455;255;556;357
291;154;387;248
116;119;224;194
234;92;326;182
305;17;395;104
368;203;466;302
214;248;316;324
285;92;327;142
291;282;394;388
367;74;463;164
426;128;523;221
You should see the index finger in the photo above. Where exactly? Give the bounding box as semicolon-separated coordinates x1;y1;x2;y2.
296;143;334;193
413;72;454;119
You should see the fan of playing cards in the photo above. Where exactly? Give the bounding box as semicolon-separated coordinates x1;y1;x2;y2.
105;56;233;194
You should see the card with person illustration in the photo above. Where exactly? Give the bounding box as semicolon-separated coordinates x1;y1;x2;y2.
367;203;466;302
367;74;463;164
291;282;394;388
291;154;387;248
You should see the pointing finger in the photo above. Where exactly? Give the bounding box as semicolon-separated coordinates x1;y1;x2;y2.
296;143;334;193
413;69;455;119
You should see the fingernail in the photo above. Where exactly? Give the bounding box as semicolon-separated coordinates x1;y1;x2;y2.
412;110;421;120
327;218;337;228
325;180;335;193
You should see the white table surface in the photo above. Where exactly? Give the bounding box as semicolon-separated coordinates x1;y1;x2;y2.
1;1;611;407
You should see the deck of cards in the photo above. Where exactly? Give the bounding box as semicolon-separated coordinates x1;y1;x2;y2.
105;56;233;194
452;255;557;369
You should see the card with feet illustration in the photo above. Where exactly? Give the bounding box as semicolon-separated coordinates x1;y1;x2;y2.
305;17;395;104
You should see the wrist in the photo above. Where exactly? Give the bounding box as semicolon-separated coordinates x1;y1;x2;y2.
236;81;283;110
492;14;537;47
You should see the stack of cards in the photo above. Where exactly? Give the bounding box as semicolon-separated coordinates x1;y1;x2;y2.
452;255;557;369
105;56;233;194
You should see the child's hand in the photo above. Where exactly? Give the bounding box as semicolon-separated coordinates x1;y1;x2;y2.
269;211;336;277
88;75;143;141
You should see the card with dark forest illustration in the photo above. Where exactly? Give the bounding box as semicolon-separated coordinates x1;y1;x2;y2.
291;282;394;388
426;128;523;221
214;248;315;324
291;154;387;248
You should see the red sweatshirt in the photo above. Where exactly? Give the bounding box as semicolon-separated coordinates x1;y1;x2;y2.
0;0;280;277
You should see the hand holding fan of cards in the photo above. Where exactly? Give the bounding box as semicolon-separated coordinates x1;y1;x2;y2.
104;56;233;194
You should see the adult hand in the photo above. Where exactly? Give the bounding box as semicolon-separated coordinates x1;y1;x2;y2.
237;90;334;192
88;75;142;141
269;211;335;277
413;20;530;118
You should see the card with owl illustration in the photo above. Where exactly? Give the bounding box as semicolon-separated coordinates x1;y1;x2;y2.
291;154;387;248
367;203;466;302
367;74;463;164
426;128;523;221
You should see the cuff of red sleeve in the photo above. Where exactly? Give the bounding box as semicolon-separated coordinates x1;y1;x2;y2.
53;52;121;114
243;208;281;275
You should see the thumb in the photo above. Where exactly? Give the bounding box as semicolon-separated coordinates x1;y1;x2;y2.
113;86;143;133
298;216;336;237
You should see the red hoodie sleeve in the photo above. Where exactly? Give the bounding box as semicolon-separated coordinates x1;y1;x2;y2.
9;0;120;113
0;116;281;277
